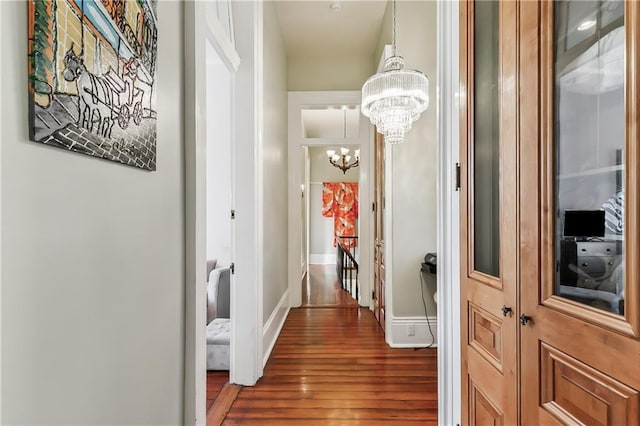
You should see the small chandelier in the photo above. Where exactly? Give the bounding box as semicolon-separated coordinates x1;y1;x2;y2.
327;147;360;174
361;0;429;144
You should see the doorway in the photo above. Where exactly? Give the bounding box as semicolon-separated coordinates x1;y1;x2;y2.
185;1;266;423
287;92;372;311
302;144;361;308
204;36;233;412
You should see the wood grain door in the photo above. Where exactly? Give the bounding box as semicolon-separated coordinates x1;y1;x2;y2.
460;1;519;424
373;129;385;330
519;1;640;424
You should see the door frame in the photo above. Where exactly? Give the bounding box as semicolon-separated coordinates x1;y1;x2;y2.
184;2;262;425
436;1;461;425
287;91;372;310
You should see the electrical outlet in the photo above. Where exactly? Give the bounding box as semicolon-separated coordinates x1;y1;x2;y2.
407;324;416;336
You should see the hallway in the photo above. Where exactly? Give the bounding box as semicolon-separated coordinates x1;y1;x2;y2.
302;264;359;307
214;307;437;424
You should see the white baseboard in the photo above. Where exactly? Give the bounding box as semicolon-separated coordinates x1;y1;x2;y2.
309;254;335;264
262;289;290;367
388;316;438;348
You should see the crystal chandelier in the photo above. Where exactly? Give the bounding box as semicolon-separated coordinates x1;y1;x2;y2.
361;0;429;144
326;147;360;174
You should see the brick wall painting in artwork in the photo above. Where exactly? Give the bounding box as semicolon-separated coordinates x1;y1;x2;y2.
28;0;159;171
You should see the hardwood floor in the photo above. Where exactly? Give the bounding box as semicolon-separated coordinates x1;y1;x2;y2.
218;307;437;425
302;264;359;307
207;383;242;425
207;371;229;412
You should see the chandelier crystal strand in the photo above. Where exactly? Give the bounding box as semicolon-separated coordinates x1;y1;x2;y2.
361;0;429;144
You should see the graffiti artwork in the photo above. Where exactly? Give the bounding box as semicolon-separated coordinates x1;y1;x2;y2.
28;0;158;171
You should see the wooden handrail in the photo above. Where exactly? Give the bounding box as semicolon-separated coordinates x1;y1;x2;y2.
336;236;358;265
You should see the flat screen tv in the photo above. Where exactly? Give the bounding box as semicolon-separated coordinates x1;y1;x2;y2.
563;210;605;238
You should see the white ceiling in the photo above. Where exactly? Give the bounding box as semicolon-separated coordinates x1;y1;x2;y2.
274;1;388;57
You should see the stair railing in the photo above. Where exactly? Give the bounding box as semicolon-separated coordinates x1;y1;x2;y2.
336;236;359;301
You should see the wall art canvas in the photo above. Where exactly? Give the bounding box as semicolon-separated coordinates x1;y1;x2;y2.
28;0;158;171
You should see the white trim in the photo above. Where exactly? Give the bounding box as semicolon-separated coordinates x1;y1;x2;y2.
288;91;372;309
309;254;335;265
304;147;311;280
262;289;291;366
204;1;240;71
254;0;265;380
437;1;461;426
183;4;207;423
387;316;438;348
229;0;263;386
209;0;237;54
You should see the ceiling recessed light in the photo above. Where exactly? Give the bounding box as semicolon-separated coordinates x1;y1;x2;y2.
578;19;596;31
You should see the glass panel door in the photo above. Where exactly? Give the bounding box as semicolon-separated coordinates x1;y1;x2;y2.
553;0;625;315
473;0;501;277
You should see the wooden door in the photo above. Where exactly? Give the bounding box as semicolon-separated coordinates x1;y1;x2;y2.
519;1;640;424
460;1;519;424
373;129;385;330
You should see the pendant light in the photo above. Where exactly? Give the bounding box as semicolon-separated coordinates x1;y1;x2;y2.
326;108;360;174
361;0;429;144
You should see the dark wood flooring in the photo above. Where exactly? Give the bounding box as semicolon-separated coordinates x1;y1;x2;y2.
219;307;438;424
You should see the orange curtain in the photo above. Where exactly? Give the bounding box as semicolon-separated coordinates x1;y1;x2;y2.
322;182;359;248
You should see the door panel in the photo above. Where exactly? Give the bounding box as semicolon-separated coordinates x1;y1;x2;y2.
470;378;504;426
540;343;639;426
461;0;518;424
520;1;640;424
468;303;504;372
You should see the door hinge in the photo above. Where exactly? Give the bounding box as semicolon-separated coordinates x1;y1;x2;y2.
372;290;376;300
231;209;236;219
455;163;461;191
372;202;376;212
230;262;235;274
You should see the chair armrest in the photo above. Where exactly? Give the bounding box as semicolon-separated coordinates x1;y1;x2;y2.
207;266;231;324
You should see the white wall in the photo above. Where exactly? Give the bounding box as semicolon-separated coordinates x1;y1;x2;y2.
309;184;336;260
206;42;232;267
308;147;359;262
262;1;289;324
376;1;438;318
1;1;184;424
288;51;373;91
